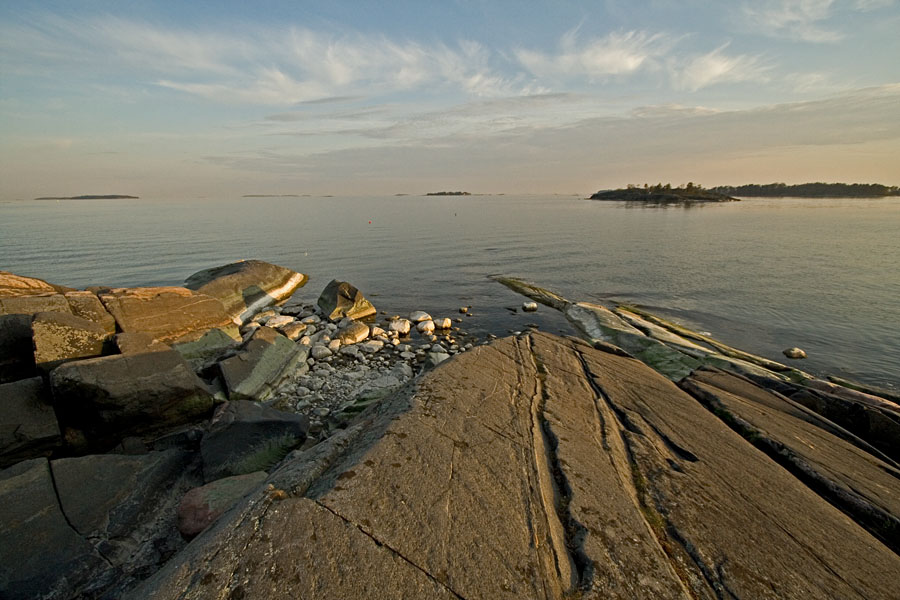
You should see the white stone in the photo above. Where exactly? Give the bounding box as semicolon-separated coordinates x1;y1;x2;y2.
409;311;432;323
370;325;386;337
301;315;322;325
416;320;435;334
433;317;452;329
459;307;468;314
388;319;412;335
299;336;312;346
522;301;538;312
311;345;333;360
399;351;416;360
266;315;295;328
327;339;342;352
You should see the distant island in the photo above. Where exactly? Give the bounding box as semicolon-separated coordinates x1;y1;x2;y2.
242;194;302;198
711;183;900;198
426;191;471;196
591;183;737;203
34;195;139;200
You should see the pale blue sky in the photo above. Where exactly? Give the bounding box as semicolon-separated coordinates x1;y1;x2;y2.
1;0;898;198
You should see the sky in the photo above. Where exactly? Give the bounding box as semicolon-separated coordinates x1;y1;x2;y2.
1;0;898;198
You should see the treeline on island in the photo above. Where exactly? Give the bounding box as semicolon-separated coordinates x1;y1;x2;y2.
710;183;900;198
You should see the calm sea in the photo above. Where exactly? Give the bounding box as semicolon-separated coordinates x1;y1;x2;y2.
2;195;898;389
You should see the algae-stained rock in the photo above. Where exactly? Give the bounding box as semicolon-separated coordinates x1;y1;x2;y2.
0;458;109;600
0;314;36;383
131;333;900;600
32;310;111;369
98;286;233;344
200;401;308;482
177;471;268;538
0;377;61;468
218;332;307;401
172;327;241;371
52;450;193;569
0;271;72;297
317;279;376;322
184;260;308;325
50;350;214;447
63;290;117;334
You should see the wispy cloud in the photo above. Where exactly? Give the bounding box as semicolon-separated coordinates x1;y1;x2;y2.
515;29;674;80
741;0;844;42
673;44;771;91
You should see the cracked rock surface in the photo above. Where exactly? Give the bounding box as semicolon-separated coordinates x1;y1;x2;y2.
129;332;900;599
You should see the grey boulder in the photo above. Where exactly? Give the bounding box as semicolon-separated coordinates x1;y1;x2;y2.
0;377;61;468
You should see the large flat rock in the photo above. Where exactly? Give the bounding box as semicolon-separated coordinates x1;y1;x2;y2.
132;333;900;599
0;271;72;297
185;260;308;324
32;310;111;370
98;286;233;344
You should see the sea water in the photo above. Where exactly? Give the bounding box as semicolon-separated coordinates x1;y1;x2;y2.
2;195;898;389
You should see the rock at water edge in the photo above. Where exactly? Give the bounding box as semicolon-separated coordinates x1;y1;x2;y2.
317;280;376;322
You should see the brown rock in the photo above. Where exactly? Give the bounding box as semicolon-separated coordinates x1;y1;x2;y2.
0;314;36;383
129;333;900;599
0;293;71;317
64;291;117;334
184;260;308;324
177;471;268;538
0;271;72;297
115;331;172;355
98;286;232;344
336;321;370;345
32;311;111;370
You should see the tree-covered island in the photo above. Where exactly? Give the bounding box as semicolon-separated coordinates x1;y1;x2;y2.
711;183;900;197
590;183;737;202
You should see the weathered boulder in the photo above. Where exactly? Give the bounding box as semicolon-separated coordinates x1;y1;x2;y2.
337;320;370;344
50;350;215;448
280;320;307;340
177;471;268;538
32;310;111;370
317;279;376;321
0;458;109;600
63;290;117;334
184;260;308;325
51;450;195;575
0;271;72;297
98;286;234;344
0;377;61;468
129;333;900;599
115;331;172;354
783;346;807;359
0;314;36;383
200;401;309;482
172;327;241;371
218;329;307;401
388;318;411;335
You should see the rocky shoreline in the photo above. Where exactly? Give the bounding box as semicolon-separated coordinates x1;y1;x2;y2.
2;262;898;599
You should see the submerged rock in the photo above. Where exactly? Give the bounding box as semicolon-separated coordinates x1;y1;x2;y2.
784;346;807;359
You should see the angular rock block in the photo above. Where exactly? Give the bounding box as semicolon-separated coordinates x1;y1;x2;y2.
115;331;172;355
218;331;307;401
0;458;108;600
177;471;268;538
0;377;61;468
172;327;241;371
185;260;308;325
50;350;214;448
317;279;376;322
0;314;36;383
52;450;193;569
200;400;309;482
0;293;71;317
98;286;233;344
32;310;111;370
63;290;117;334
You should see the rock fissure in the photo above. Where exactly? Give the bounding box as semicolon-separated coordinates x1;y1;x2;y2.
46;461;115;569
314;500;468;600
